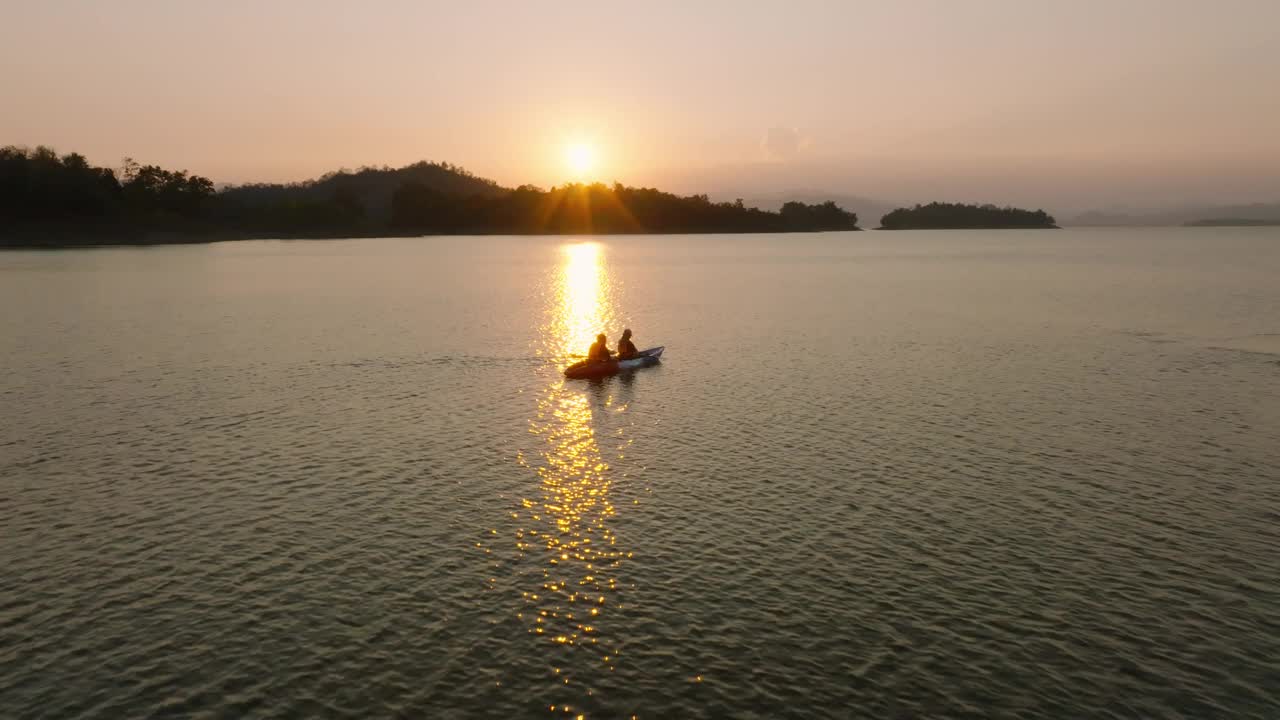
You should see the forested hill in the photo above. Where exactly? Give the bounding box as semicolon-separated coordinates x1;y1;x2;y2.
219;161;505;224
0;145;861;245
878;202;1057;229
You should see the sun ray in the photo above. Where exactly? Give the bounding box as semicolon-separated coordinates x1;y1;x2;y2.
593;185;644;233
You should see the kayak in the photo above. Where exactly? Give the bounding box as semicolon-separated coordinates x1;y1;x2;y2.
564;346;664;379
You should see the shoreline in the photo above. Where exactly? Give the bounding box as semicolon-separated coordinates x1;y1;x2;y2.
874;225;1060;230
0;225;866;249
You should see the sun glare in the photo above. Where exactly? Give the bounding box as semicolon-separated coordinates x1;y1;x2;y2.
565;142;596;178
559;242;607;356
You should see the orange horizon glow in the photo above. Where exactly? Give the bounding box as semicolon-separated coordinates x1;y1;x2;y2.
4;2;1278;211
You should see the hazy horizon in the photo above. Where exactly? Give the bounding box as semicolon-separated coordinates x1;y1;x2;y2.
4;0;1278;214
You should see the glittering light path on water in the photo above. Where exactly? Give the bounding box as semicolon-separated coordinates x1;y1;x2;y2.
508;242;636;717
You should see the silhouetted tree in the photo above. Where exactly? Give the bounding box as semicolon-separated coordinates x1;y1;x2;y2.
120;159;214;219
0;145;122;223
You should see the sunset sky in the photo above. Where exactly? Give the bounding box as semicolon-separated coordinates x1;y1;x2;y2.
3;0;1278;212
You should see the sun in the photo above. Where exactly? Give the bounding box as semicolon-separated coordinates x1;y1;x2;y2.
565;141;596;178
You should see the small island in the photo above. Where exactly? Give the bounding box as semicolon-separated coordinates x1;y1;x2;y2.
0;145;860;247
878;202;1057;230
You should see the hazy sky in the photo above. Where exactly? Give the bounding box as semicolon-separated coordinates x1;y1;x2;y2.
3;0;1278;212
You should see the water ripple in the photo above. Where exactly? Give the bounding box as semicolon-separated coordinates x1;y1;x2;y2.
2;232;1279;718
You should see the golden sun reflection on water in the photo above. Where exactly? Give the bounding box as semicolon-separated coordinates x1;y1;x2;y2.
551;242;613;358
512;241;631;714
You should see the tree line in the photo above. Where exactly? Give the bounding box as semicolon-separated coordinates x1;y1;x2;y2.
0;146;215;227
0;146;859;245
389;182;858;234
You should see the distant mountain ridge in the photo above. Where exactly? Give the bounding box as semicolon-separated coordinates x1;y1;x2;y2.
1067;202;1280;227
1184;218;1280;227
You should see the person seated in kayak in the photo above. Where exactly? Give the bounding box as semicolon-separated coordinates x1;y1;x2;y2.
587;333;614;363
616;328;638;359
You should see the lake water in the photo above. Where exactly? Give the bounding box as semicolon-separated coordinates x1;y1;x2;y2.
2;228;1279;719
